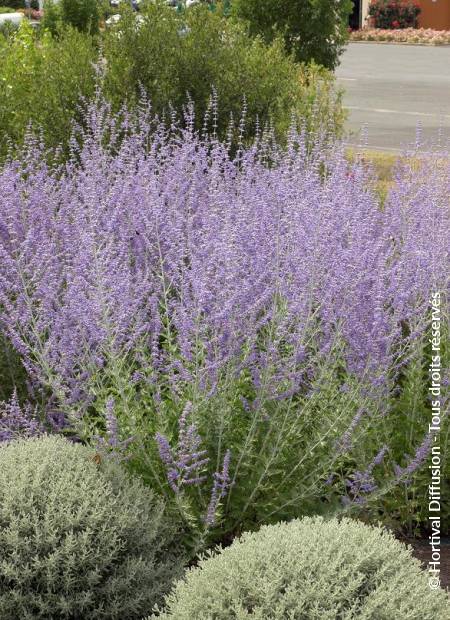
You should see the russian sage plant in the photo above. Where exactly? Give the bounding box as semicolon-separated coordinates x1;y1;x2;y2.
0;102;448;544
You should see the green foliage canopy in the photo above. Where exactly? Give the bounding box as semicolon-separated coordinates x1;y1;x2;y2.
232;0;353;70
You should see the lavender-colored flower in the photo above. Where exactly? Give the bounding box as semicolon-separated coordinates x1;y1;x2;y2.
0;390;44;442
96;398;134;461
155;432;174;468
0;103;447;419
344;445;388;505
335;408;366;455
46;409;68;432
156;402;210;493
394;433;435;482
205;449;231;527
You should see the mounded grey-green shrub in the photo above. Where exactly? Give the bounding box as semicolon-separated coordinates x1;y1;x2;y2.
152;516;450;620
0;435;183;620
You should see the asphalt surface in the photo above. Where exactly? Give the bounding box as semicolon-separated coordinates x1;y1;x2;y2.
336;42;450;152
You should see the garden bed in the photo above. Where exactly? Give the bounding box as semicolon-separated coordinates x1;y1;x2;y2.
1;4;450;616
350;28;450;45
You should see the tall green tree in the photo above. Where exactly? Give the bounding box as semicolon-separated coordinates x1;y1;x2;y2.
232;0;353;70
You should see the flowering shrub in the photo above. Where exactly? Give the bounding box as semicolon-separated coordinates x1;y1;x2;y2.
0;102;448;544
0;435;183;619
368;0;421;29
351;27;450;45
151;517;450;619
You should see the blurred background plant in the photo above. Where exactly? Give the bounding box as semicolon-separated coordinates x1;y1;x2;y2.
103;4;344;142
350;27;450;44
0;0;39;8
42;0;99;34
0;21;97;157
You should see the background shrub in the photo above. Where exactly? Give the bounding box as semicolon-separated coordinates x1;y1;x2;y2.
41;0;62;34
368;0;421;29
60;0;99;35
232;0;353;70
152;517;450;619
0;4;343;158
103;4;343;141
0;21;97;159
0;435;183;619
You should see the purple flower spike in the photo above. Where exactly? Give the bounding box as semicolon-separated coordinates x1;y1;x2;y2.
96;398;134;461
394;433;435;482
156;402;210;493
205;449;232;527
0;390;44;442
344;445;388;505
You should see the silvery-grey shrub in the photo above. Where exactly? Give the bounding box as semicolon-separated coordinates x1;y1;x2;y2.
0;435;183;620
151;516;450;619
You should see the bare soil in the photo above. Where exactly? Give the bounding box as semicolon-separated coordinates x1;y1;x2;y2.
406;537;450;591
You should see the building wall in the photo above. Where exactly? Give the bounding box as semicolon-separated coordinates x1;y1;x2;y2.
418;0;450;30
359;0;450;30
361;0;370;27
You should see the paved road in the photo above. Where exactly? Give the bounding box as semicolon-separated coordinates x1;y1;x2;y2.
336;43;450;152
